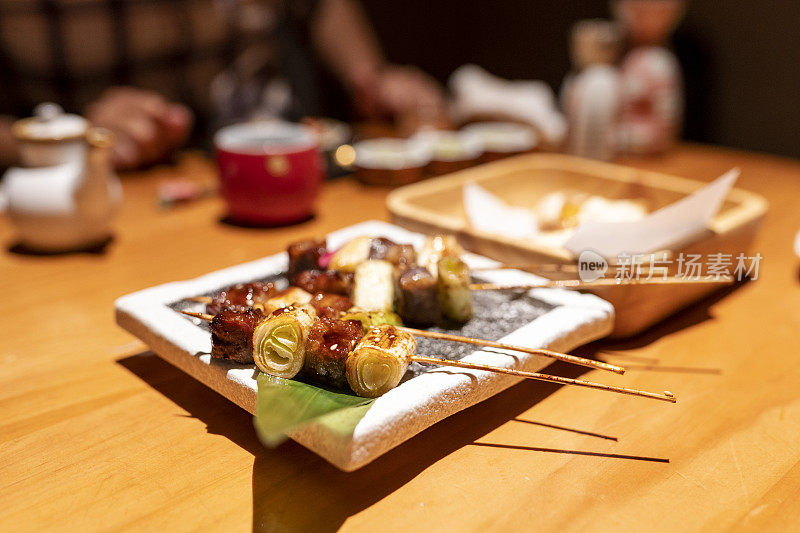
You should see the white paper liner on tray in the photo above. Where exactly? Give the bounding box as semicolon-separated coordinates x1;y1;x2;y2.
115;221;614;471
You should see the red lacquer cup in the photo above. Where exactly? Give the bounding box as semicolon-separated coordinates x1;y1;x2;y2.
215;121;323;225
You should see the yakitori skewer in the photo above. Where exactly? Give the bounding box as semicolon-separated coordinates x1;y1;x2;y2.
397;326;624;374
185;273;623;374
300;234;682;283
190;272;732;307
181;310;215;321
279;235;726;329
181;308;624;374
470;276;735;291
412;356;675;403
178;309;674;402
469;263;671;277
470;263;585;273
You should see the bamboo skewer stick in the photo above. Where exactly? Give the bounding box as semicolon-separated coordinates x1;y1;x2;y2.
188;273;733;307
411;355;675;403
398;326;624;374
179;310;623;374
177;310;673;402
470;276;735;291
182;310;214;321
470;264;670;273
470;263;582;273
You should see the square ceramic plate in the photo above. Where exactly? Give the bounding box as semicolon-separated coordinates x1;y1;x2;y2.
115;221;614;471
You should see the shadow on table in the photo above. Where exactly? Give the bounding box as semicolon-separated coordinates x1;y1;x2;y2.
586;279;751;353
561;282;749;377
117;353;670;533
219;214;316;229
6;236;114;256
117;354;263;455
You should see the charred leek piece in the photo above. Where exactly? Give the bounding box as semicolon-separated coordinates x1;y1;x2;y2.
346;325;416;398
418;235;464;276
341;308;403;330
252;305;317;379
260;287;312;315
329;236;372;273
437;256;473;323
352;259;395;312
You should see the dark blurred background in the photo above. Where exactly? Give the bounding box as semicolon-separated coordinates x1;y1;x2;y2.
357;0;800;158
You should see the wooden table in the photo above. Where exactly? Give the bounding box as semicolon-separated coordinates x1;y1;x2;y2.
2;145;800;532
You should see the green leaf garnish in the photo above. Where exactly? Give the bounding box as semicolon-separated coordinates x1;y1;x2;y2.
254;373;374;447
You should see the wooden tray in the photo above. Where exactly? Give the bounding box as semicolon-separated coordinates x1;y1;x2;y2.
115;221;613;471
387;154;768;337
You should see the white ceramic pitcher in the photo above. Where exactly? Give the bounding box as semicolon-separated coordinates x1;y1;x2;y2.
2;103;121;252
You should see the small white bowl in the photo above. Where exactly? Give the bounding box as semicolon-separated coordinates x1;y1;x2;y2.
353;138;431;169
411;130;483;162
353;138;432;186
461;121;538;156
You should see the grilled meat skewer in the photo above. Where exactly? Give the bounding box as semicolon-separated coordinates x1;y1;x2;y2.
181;309;673;402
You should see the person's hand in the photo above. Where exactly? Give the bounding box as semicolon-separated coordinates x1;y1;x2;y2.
354;65;447;130
86;87;193;170
374;65;443;116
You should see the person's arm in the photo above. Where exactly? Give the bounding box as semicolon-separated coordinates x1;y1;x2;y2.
309;0;445;122
309;0;383;112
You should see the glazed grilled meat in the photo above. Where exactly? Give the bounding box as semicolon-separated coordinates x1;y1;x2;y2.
210;306;264;363
287;239;327;281
302;317;364;389
368;237;416;267
396;266;440;326
207;281;277;315
293;269;353;295
310;292;354;319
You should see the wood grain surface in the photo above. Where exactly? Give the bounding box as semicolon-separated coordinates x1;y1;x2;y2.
2;145;800;532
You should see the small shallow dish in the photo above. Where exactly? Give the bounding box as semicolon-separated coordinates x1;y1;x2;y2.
353;138;432;186
412;130;484;176
461;122;538;162
115;221;613;471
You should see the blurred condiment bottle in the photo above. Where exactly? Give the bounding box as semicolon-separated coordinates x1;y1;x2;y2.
561;19;623;160
2;103;121;252
613;0;685;155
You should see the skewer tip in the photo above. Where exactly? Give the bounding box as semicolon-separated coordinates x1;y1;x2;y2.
179;309;214;321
